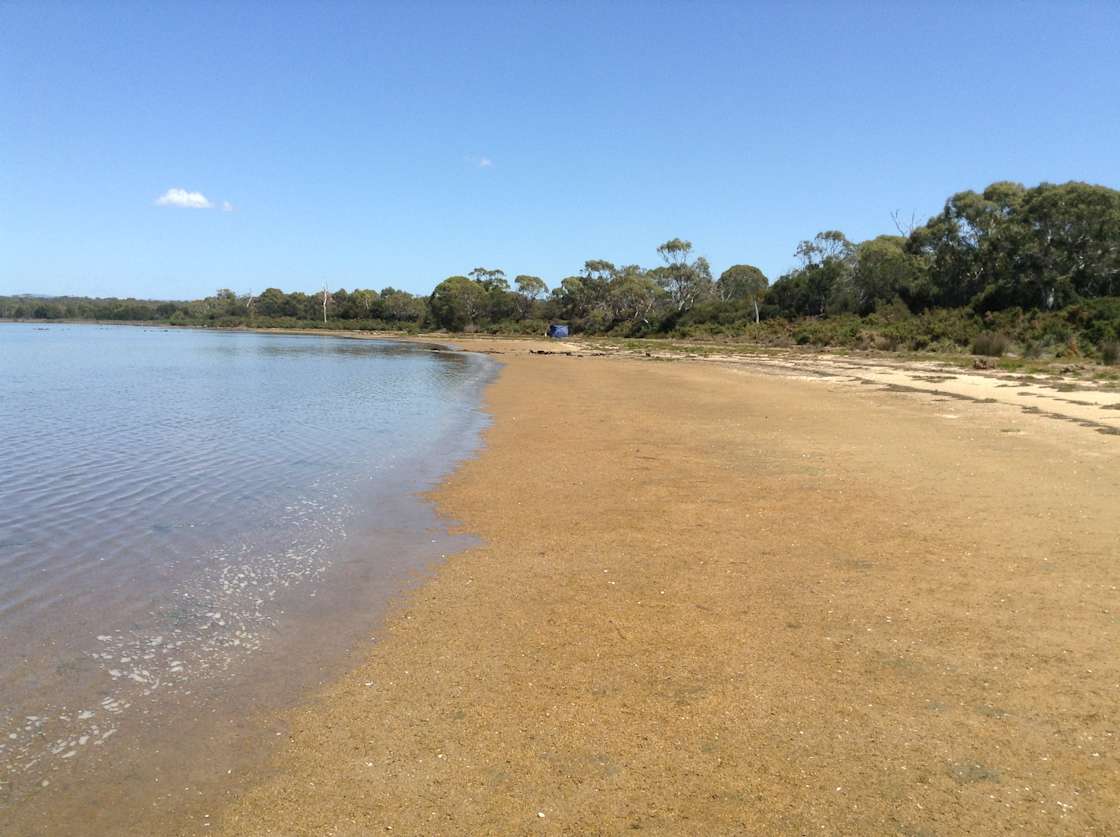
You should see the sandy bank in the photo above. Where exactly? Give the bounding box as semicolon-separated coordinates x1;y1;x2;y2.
217;342;1119;835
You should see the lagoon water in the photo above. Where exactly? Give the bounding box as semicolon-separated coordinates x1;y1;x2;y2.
0;323;493;830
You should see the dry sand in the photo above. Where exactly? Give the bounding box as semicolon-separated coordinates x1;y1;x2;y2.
216;340;1119;836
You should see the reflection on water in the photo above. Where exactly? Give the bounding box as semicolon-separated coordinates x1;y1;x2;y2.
0;324;492;818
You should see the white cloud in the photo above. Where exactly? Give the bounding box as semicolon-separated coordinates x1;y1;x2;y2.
478;156;494;168
155;188;214;209
222;200;234;212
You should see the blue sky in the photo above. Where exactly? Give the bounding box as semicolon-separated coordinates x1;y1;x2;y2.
2;1;1119;300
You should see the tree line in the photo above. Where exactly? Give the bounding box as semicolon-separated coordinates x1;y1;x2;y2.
3;181;1118;358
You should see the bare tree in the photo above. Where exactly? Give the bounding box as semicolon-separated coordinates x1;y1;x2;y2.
891;209;919;237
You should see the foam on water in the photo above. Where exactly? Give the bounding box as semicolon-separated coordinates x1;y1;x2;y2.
0;493;345;780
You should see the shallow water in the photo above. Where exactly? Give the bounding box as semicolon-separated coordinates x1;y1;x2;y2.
0;323;493;831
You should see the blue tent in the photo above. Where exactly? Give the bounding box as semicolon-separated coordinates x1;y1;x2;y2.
547;324;570;339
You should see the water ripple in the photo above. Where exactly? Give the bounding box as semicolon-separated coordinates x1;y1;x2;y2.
0;324;494;798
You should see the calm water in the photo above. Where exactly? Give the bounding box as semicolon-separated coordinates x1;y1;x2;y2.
0;323;493;829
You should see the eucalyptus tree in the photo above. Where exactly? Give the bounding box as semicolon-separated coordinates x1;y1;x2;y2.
429;276;488;330
767;231;854;317
468;267;509;292
552;276;589;321
794;230;853;267
842;236;924;314
608;267;661;327
582;260;617;282
575;260;617;322
378;287;422;321
514;275;548;318
349;289;378;318
654;239;714;312
906;183;1026;310
717;264;769;322
1013;181;1120;305
903;181;1120;310
256;287;290;317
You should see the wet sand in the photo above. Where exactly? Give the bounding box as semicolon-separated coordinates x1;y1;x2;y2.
217;340;1119;835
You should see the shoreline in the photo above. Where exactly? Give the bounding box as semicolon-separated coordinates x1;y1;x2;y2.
9;318;1119;384
0;328;499;836
214;339;1119;835
231;325;1120;434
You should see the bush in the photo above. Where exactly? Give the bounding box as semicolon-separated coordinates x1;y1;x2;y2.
1102;341;1120;365
971;332;1010;357
876;333;901;351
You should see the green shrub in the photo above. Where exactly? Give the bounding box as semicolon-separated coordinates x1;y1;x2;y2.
882;334;902;350
971;332;1010;357
1102;341;1120;365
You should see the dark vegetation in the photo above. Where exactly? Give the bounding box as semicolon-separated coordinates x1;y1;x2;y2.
4;181;1119;363
970;332;1010;358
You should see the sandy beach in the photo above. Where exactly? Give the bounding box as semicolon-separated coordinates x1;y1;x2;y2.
214;339;1119;835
